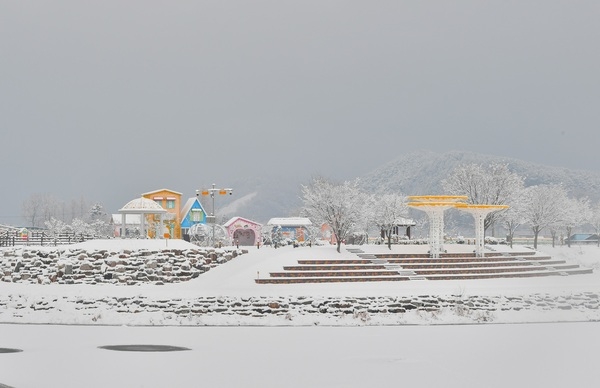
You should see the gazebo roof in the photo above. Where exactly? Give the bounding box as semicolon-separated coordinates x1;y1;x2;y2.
454;204;509;212
118;197;167;214
407;195;468;203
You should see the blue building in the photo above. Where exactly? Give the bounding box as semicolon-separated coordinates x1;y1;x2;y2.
180;197;208;239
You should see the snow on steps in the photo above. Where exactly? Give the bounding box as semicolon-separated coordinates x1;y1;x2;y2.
255;248;593;284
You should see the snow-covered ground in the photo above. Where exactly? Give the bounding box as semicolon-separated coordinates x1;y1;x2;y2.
1;240;599;387
1;322;598;388
2;240;599;323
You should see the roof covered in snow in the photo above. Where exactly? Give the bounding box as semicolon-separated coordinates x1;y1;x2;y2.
142;188;183;196
118;197;167;213
267;217;312;226
224;216;262;228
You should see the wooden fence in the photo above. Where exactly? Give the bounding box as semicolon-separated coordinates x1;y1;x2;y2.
0;231;97;247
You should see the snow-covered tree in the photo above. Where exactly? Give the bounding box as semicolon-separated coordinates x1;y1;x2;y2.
44;217;70;236
562;197;591;248
442;163;524;232
370;193;408;250
590;202;600;248
303;223;322;245
71;218;90;236
301;177;364;253
270;224;284;248
499;189;527;248
88;203;107;221
88;219;112;237
21;193;54;228
521;184;569;249
548;221;562;248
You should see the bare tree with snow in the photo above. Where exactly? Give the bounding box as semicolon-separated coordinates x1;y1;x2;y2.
301;177;364;253
499;188;527;248
442;163;524;232
590;202;600;248
521;184;569;249
21;193;44;228
21;192;60;228
370;193;408;250
562;196;591;248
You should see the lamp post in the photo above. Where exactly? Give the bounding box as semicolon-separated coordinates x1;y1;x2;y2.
196;183;233;247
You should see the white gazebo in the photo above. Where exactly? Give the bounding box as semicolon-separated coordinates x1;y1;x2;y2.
118;197;167;239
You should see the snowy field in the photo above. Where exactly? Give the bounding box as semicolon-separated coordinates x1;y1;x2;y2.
1;239;599;387
1;322;598;388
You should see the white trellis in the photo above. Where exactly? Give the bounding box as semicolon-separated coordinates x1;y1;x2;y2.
455;204;509;258
408;196;467;258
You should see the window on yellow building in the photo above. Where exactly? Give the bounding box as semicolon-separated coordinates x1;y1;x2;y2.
166;200;175;209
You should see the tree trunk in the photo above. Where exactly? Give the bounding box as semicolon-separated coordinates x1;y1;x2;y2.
334;232;342;253
533;229;539;250
387;231;392;250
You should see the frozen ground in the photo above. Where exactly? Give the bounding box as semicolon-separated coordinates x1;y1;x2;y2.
1;322;599;388
1;240;599;387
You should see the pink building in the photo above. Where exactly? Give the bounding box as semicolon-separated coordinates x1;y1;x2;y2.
224;217;262;246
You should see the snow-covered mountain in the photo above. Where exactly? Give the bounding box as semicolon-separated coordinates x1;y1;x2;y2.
360;149;600;201
228;150;600;223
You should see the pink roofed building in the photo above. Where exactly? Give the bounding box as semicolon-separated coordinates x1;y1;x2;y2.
224;217;262;246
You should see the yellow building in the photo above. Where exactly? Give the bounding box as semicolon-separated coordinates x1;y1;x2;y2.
142;189;183;239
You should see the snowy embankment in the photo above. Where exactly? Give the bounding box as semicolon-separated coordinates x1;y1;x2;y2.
1;239;599;326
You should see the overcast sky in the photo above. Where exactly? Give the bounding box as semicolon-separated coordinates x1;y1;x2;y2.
1;1;599;225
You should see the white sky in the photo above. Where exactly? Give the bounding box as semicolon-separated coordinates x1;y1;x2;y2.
1;1;599;223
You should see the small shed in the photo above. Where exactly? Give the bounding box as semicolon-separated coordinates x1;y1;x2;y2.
566;233;599;245
224;217;262;246
380;217;417;240
267;217;312;242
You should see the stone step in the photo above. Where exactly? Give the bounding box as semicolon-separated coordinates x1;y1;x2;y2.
255;267;593;284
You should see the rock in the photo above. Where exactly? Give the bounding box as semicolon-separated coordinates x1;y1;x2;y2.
80;262;94;271
180;261;191;271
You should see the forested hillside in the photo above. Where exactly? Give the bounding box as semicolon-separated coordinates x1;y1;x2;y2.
225;150;600;223
360;150;600;202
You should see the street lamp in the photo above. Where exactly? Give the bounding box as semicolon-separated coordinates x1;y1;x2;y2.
196;183;233;247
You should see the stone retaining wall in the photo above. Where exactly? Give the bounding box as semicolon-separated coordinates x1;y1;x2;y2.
1;246;244;285
1;292;598;326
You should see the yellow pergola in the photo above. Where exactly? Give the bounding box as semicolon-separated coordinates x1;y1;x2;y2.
408;196;508;258
407;196;468;258
454;204;509;257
